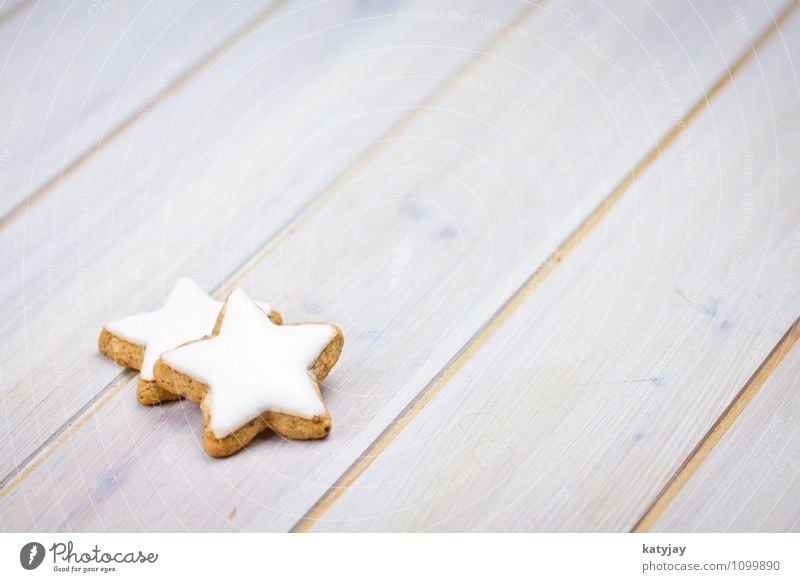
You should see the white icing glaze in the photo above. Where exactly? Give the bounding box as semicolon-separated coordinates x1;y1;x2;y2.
161;288;334;438
104;278;271;381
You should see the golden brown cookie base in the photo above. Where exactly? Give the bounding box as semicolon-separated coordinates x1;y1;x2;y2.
98;328;144;370
137;377;181;406
153;359;208;404
311;325;344;382
154;359;333;458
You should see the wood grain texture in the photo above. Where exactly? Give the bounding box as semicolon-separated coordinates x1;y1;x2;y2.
652;323;800;532
1;0;789;531
0;0;529;483
633;317;800;531
0;0;281;220
308;7;800;532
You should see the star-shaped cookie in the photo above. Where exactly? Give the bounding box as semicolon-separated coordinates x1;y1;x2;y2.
98;277;281;405
153;288;344;457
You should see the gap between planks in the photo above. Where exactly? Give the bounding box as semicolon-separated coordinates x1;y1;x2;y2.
290;1;799;532
220;1;546;295
0;371;135;496
0;0;290;231
0;0;541;500
632;316;800;532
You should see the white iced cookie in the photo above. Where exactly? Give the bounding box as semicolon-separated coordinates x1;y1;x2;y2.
154;288;344;457
98;277;280;405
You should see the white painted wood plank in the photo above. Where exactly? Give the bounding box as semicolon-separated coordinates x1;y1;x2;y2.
0;0;528;480
653;334;800;532
0;0;279;218
309;9;800;532
0;0;786;531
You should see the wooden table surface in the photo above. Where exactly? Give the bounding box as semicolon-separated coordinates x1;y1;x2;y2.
1;0;799;533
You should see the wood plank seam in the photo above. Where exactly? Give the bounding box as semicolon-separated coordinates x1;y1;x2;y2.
0;0;542;498
220;1;544;296
0;0;290;231
631;316;800;532
0;370;135;498
289;1;799;532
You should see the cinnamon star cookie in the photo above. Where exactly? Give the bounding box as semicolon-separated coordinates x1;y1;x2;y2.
154;288;343;457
